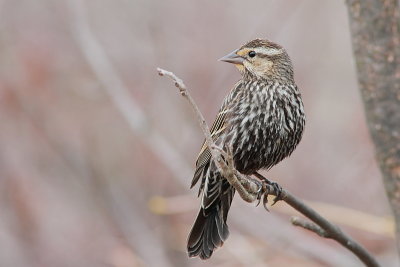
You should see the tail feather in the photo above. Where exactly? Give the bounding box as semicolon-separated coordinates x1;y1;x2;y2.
187;189;233;259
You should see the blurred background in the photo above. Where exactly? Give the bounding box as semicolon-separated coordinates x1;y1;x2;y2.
0;0;397;266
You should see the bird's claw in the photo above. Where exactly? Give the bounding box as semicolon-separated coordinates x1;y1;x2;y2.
269;181;283;206
255;179;264;207
263;193;269;211
254;175;283;211
254;179;270;211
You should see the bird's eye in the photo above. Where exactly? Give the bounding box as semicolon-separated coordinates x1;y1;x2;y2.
248;51;256;58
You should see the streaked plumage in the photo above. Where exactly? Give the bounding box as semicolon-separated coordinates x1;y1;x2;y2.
187;39;306;259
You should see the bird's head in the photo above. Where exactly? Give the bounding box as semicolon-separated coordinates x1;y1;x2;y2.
219;39;293;82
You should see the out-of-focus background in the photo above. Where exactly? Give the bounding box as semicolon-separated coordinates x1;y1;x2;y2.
0;0;398;266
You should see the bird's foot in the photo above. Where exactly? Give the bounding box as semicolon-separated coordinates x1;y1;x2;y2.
266;180;283;205
254;173;283;210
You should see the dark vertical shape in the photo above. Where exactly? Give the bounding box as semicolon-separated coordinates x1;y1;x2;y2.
346;0;400;254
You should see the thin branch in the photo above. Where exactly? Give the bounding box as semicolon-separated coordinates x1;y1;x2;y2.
158;68;381;267
282;189;380;267
291;217;330;238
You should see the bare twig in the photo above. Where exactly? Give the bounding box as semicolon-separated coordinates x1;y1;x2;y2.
68;1;179;266
291;217;330;238
158;68;381;267
282;188;380;267
69;0;192;186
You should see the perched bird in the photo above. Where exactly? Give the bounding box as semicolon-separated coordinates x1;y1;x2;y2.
187;39;306;259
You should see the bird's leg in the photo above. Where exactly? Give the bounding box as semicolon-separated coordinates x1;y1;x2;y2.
254;172;284;209
212;145;262;203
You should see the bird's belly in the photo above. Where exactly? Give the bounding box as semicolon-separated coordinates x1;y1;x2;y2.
230;110;302;174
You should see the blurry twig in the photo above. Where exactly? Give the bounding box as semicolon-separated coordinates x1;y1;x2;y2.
151;194;394;237
68;1;180;266
68;0;191;185
157;68;380;267
287;200;394;237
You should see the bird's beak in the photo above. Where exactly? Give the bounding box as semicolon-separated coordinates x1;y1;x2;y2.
218;49;244;65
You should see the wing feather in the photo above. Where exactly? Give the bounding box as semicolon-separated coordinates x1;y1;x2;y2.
190;81;243;191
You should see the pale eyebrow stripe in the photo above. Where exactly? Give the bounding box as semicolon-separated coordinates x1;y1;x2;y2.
254;47;283;56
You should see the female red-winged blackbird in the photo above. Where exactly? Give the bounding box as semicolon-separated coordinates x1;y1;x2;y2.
187;39;305;259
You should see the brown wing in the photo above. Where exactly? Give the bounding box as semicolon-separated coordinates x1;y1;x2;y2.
190;109;228;188
190;81;243;192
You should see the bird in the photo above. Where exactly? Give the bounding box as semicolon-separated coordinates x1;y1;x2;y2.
187;39;306;259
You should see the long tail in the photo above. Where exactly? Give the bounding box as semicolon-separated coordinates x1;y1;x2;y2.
187;184;234;259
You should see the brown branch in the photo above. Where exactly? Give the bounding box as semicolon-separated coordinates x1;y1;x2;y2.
291;217;330;238
268;185;380;267
157;67;381;267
